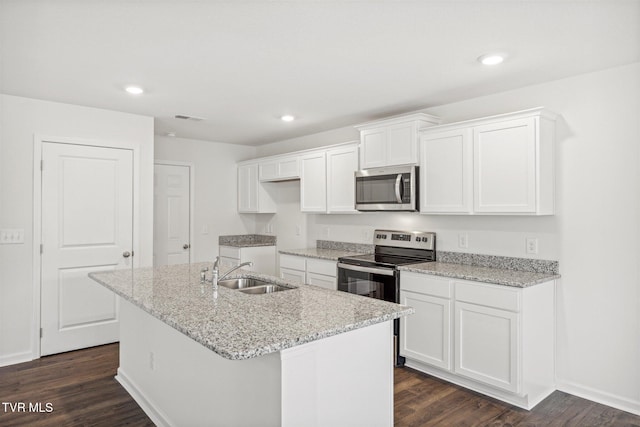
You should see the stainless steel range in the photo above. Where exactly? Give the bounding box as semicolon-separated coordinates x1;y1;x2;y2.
337;230;436;365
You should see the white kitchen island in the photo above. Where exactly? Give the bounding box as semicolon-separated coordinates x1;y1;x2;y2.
90;262;412;427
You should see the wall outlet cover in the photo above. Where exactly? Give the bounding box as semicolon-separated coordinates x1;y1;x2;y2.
526;237;539;254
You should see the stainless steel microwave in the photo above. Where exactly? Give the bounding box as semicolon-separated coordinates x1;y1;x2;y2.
355;165;418;211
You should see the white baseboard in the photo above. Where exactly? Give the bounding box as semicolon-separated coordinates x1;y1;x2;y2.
557;379;640;417
115;368;173;427
0;351;33;367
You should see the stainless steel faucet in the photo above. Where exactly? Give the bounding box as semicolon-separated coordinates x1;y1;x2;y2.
201;256;253;297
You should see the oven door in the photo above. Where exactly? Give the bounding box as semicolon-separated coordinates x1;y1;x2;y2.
337;263;398;303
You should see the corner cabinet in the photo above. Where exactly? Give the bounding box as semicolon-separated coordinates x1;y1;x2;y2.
419;108;557;215
237;163;276;213
399;271;556;410
356;113;441;168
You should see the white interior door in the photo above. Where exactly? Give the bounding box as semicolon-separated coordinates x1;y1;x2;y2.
154;163;191;266
41;142;134;356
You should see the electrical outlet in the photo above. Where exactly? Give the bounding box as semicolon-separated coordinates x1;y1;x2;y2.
458;233;468;249
295;225;301;236
363;229;372;242
526;238;539;254
202;225;209;235
0;229;24;244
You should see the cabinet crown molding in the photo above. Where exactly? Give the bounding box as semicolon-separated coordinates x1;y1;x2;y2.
354;112;442;131
237;140;358;166
418;107;558;133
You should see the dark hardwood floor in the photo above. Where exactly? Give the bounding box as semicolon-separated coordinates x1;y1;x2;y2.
1;344;639;426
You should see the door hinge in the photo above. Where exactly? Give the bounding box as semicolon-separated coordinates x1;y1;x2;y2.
40;244;43;254
40;328;43;338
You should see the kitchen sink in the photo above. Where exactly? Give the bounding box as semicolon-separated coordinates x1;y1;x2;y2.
239;284;292;294
217;278;271;289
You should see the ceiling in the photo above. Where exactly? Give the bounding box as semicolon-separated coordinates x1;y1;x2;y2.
1;1;638;146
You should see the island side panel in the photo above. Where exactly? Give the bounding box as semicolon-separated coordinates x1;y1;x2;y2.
281;320;394;427
117;299;282;427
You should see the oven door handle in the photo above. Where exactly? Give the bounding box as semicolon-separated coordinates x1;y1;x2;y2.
395;174;403;203
338;263;395;276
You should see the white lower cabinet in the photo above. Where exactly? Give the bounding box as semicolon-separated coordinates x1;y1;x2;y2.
400;271;555;410
279;254;337;290
219;245;276;276
400;291;451;370
454;301;519;393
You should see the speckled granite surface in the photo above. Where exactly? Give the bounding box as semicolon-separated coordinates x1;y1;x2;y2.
219;234;276;247
317;240;374;254
89;262;412;360
279;247;369;261
437;251;559;274
399;262;560;288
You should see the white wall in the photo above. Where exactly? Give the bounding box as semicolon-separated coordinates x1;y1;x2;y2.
0;94;154;365
255;63;640;414
154;136;256;262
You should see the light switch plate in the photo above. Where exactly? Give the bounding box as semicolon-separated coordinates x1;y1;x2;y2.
0;229;25;244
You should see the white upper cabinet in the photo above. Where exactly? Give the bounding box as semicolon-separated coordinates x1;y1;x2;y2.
419;108;557;215
356;113;441;169
300;151;327;212
420;128;473;214
237;163;276;213
259;155;300;182
300;142;359;214
326;144;359;213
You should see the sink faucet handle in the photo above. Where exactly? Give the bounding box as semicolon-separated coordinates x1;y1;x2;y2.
200;267;209;282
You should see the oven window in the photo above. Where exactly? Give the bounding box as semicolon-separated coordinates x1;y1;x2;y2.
356;174;400;204
337;267;397;303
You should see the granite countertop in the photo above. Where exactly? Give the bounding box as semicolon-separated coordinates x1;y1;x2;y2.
89;262;412;360
279;248;369;261
219;234;276;247
399;262;561;288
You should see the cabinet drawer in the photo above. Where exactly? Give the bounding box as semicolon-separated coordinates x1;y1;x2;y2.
307;272;336;290
220;246;241;259
279;254;306;271
280;267;305;284
455;281;520;312
306;258;336;277
401;272;452;298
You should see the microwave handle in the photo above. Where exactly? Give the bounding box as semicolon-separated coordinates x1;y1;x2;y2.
395;174;403;203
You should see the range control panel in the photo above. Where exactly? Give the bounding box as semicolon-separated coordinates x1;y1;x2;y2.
373;230;435;250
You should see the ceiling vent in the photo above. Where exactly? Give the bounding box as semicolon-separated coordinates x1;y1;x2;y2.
174;114;206;121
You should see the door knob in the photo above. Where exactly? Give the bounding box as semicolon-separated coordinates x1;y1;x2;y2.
183;244;190;250
123;251;131;258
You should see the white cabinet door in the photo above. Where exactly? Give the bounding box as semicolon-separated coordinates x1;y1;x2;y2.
259;156;300;181
420;128;473;214
300;152;327;212
474;118;536;213
400;291;451;370
360;128;386;168
454;301;520;393
326;145;358;213
238;163;276;213
307;272;336;290
280;267;305;284
386;122;417;166
238;164;258;213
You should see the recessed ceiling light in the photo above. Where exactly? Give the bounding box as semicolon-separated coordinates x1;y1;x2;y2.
281;115;295;122
478;53;506;66
125;85;144;95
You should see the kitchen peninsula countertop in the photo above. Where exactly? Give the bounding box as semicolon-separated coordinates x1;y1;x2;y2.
399;262;561;288
89;262;412;360
219;234;276;247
